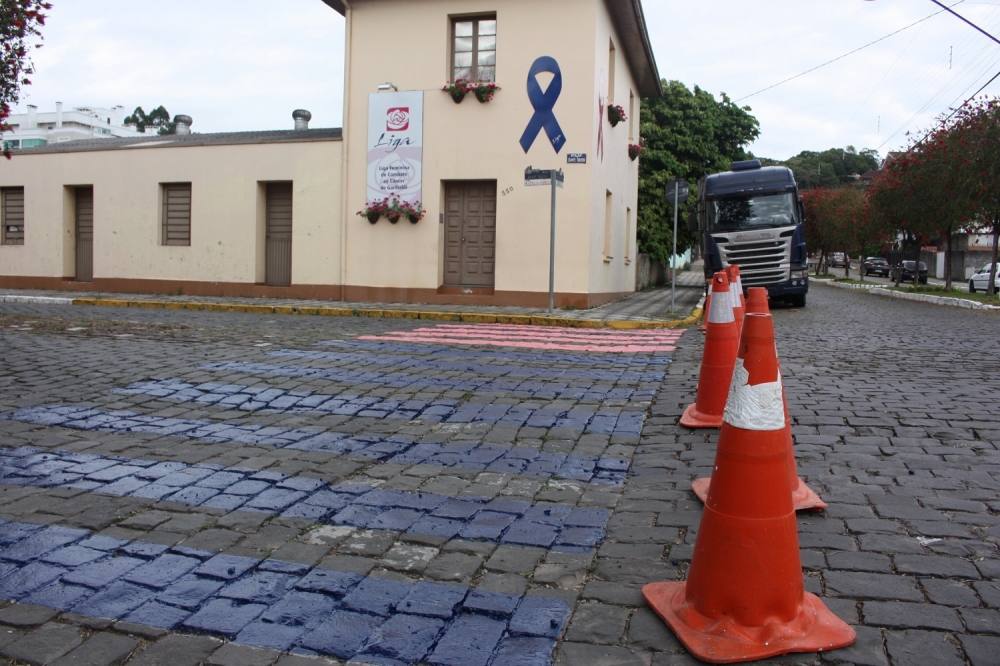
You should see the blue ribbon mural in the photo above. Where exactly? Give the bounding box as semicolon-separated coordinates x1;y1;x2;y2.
519;56;566;154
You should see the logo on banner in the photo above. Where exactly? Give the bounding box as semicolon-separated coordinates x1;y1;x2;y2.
367;91;423;205
386;107;410;131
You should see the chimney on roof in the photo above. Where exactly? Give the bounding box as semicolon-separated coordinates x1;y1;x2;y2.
112;105;124;126
293;109;312;131
55;102;63;128
174;114;192;135
26;105;37;129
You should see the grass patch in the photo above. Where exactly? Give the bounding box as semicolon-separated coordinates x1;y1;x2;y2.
887;284;1000;304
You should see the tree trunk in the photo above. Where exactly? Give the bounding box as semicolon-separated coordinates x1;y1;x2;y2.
893;236;907;287
944;226;952;291
988;215;999;297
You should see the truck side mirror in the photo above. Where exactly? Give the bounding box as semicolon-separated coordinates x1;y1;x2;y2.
687;211;698;232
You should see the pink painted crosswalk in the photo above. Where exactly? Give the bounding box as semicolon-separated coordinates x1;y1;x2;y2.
358;324;685;352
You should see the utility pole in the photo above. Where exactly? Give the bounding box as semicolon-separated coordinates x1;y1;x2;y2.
524;166;564;313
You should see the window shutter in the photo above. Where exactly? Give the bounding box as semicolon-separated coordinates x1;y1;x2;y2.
162;184;191;246
2;187;25;245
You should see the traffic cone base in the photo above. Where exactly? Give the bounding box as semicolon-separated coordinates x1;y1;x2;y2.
680;402;724;429
690;476;710;502
690;475;828;511
642;583;856;664
791;478;828;511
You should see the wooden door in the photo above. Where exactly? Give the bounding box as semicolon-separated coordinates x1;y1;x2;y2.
443;181;496;287
265;182;293;286
75;187;93;282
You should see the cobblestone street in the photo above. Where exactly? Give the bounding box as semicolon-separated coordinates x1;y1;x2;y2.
0;284;997;665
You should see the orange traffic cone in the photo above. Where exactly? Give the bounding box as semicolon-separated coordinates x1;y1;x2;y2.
692;288;827;511
644;313;855;664
726;265;745;332
680;272;739;429
745;285;767;313
732;265;746;308
698;291;711;331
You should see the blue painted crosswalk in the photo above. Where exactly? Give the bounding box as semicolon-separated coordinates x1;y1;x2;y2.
112;379;647;434
0;518;571;664
201;361;657;402
3;406;629;484
0;326;680;664
0;447;610;549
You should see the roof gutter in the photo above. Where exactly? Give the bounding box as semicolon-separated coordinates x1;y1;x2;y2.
338;0;352;300
604;0;662;98
320;0;346;16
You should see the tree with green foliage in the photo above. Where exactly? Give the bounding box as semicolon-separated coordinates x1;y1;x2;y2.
123;105;175;135
1;0;52;158
802;185;892;281
637;80;759;264
764;147;880;191
867;147;941;287
945;97;1000;296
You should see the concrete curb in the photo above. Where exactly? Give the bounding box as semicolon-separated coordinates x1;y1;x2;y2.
7;295;705;329
810;279;873;291
814;279;1000;310
0;295;75;306
869;287;1000;310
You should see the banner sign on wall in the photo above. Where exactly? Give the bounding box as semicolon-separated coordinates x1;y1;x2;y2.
367;91;423;204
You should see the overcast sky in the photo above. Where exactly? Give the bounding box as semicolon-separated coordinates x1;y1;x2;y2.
12;0;1000;160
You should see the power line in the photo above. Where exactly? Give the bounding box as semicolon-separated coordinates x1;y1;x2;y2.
878;66;1000;149
734;2;966;103
858;0;1000;150
929;0;1000;44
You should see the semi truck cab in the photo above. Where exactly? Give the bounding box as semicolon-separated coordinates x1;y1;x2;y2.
691;159;809;307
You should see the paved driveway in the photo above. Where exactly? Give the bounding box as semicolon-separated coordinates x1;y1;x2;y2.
0;303;675;665
0;287;997;666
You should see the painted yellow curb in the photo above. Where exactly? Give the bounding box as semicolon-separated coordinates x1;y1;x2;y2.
69;296;699;329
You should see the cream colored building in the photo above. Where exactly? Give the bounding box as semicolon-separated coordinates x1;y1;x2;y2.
0;0;660;308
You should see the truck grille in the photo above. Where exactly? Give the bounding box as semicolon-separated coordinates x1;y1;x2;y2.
714;234;792;286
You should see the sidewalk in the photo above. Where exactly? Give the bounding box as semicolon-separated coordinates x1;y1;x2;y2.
0;268;706;329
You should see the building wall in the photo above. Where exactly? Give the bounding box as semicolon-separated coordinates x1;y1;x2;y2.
0;0;650;307
342;0;639;305
0;140;342;295
587;0;640;296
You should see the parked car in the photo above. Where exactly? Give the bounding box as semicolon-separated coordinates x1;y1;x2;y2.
890;260;928;284
969;262;1000;293
863;257;890;277
829;252;850;268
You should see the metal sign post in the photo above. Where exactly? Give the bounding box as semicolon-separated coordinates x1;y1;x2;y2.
525;167;565;312
664;178;690;314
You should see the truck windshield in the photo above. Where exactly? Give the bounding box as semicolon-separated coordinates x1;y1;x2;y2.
709;193;797;232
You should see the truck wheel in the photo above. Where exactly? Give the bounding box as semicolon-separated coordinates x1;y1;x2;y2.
788;294;806;308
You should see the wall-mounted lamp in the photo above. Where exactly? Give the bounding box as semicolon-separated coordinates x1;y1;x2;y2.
377;83;398;92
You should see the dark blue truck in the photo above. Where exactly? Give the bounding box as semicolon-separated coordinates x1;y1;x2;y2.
691;159;809;307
